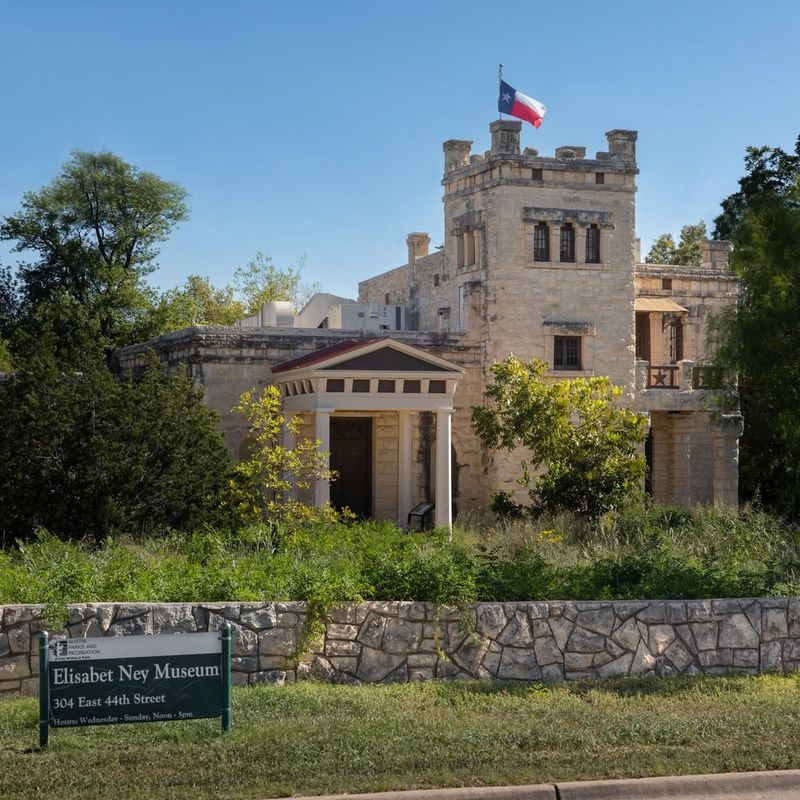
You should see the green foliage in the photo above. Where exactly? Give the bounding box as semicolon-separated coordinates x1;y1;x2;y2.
713;136;800;239
0;337;12;371
229;385;341;527
154;274;245;329
233;252;319;316
644;221;706;265
0;349;232;544
1;507;798;611
150;255;321;335
472;356;648;517
710;134;800;518
1;150;188;358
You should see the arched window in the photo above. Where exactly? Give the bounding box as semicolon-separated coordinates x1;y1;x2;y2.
533;222;549;261
560;223;575;263
586;224;601;263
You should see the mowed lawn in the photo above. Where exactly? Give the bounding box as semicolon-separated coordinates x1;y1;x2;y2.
2;675;800;800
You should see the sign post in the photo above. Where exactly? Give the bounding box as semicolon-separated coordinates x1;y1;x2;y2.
39;630;49;749
38;625;232;748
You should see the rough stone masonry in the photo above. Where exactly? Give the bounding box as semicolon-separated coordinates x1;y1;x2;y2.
2;598;800;697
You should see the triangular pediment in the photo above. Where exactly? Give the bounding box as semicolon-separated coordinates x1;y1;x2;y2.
272;337;463;376
323;348;452;372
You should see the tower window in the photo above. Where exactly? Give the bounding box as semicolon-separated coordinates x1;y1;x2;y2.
554;336;581;370
560;223;575;263
586;224;601;263
533;222;550;261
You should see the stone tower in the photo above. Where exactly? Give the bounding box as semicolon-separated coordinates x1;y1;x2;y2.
441;120;639;395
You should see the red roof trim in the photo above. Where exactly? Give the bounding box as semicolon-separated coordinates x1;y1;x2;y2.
271;339;385;373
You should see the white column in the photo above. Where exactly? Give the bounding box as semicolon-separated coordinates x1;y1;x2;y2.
397;411;413;527
313;409;332;506
435;409;452;528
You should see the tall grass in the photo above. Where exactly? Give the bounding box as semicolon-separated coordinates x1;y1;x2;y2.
1;505;798;611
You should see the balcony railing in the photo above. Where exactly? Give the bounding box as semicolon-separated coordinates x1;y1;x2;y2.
692;365;726;390
647;365;679;389
637;360;731;392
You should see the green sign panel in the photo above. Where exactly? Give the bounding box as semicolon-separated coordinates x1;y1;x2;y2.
39;627;231;748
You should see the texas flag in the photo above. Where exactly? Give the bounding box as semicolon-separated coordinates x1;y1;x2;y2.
498;80;546;129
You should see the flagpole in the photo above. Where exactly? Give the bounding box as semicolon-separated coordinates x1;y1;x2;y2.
498;63;503;120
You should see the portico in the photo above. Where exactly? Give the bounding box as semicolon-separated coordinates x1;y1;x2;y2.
271;338;464;528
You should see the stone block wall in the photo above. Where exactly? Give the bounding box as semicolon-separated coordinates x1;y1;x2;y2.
3;598;800;697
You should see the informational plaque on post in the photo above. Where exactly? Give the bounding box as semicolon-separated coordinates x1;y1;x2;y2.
38;627;232;748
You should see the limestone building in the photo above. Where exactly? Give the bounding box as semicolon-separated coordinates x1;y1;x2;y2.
115;120;742;524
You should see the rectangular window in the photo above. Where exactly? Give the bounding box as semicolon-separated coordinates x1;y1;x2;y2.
326;379;345;392
532;168;543;180
554;336;581;370
433;273;440;287
595;172;605;184
378;379;395;393
662;277;672;290
353;379;370;392
585;224;601;263
429;380;446;394
560;223;575;263
403;380;421;393
533;222;549;261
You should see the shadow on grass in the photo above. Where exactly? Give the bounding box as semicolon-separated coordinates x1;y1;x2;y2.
412;673;796;701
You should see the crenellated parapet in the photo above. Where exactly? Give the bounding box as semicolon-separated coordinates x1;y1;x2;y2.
442;122;638;200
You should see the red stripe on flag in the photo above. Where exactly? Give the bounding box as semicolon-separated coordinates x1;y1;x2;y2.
511;99;543;128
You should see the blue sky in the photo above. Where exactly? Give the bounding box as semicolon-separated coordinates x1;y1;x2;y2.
2;0;798;300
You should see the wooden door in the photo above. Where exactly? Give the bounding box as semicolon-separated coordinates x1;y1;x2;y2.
635;312;651;362
330;418;372;519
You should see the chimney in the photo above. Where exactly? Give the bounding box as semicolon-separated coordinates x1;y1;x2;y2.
443;139;472;173
605;129;638;163
490;119;522;156
701;239;732;271
406;232;430;264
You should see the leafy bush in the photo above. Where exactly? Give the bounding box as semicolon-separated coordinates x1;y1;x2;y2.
1;506;798;616
473;356;647;517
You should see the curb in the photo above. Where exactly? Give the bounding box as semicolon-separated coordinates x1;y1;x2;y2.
557;769;800;798
261;770;800;800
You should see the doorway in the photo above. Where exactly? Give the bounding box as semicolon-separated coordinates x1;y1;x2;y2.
635;312;651;362
330;417;372;518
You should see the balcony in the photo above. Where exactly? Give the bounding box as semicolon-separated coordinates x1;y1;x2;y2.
635;360;731;412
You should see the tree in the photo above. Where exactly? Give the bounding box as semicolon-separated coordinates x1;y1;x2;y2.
155;274;245;330
233;252;319;316
713;137;800;239
645;221;707;265
0;348;232;543
1;150;188;358
0;338;12;371
149;256;322;335
472;357;648;517
710;135;800;518
229;385;340;527
644;233;677;265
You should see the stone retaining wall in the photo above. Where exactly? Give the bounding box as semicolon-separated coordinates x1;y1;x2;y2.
2;598;800;697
